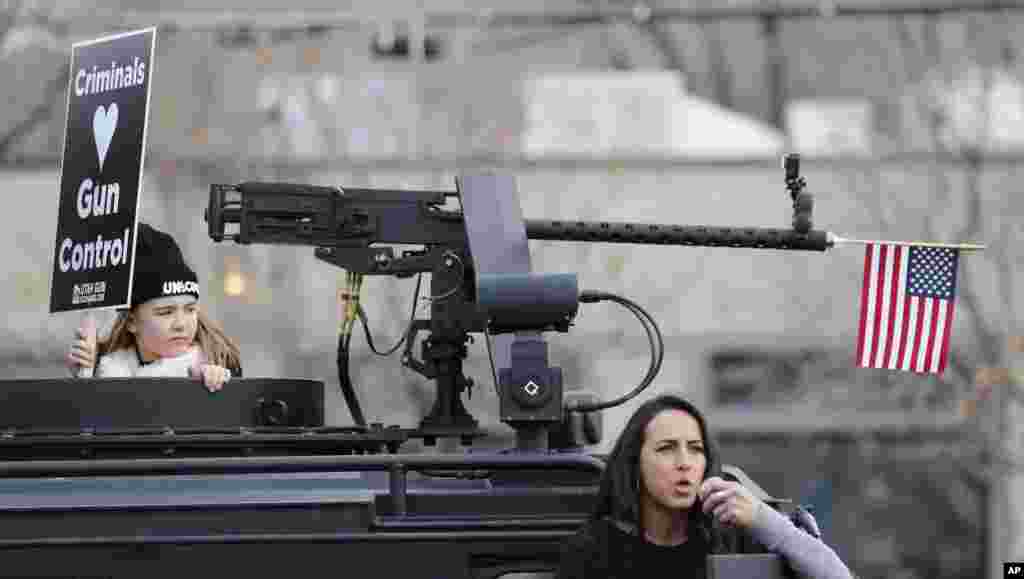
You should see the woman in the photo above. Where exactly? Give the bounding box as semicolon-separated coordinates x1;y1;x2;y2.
557;394;853;579
67;223;241;391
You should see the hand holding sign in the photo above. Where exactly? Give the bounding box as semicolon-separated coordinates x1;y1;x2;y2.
67;314;97;377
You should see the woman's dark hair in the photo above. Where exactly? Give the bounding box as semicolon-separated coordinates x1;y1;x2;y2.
591;394;720;548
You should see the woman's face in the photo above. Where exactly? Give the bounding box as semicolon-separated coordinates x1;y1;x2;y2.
639;408;707;513
129;294;199;361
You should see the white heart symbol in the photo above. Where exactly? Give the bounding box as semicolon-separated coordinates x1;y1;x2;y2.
92;103;118;172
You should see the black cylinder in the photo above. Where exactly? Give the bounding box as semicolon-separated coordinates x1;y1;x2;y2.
524;220;829;251
792;192;814;234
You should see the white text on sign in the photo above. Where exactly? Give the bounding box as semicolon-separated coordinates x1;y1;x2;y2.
76;178;119;218
58;228;130;273
74;57;146;97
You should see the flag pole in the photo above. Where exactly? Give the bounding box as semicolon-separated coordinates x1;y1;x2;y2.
828;233;987;252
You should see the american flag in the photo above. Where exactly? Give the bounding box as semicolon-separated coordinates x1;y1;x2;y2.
856;243;959;374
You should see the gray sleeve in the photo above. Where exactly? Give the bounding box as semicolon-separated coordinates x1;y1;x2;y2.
746;504;854;579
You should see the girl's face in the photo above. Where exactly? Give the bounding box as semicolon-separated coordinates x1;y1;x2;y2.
128;295;199;361
639;409;707;513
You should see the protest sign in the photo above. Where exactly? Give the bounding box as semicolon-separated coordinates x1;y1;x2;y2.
50;27;155;313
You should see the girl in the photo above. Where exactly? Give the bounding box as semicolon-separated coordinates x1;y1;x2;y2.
557;394;854;579
67;223;241;392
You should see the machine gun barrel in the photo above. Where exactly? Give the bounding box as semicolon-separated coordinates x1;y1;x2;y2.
206;182;831;252
524;219;829;251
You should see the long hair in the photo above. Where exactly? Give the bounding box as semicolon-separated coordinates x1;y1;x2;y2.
99;308;242;372
591;394;720;549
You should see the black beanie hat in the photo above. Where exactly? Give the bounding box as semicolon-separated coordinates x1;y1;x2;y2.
130;223;200;307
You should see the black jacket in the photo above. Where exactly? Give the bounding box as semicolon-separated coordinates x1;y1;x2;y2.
556;515;783;579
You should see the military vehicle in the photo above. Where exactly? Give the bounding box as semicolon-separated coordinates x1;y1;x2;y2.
0;158;823;578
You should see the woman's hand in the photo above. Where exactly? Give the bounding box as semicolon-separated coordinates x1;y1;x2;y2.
699;476;764;530
67;316;97;376
190;363;232;392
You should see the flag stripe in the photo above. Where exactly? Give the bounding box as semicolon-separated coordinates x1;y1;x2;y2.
938;298;955;373
872;245;890;368
877;246;900;368
856;244;874;367
916;298;935;372
923;298;941;372
901;296;918;371
917;295;933;373
934;303;946;373
868;246;884;367
886;248;907;369
868;245;888;368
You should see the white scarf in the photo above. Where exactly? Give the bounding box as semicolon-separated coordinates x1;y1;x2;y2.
94;346;203;378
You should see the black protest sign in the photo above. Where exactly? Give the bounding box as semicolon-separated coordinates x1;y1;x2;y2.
50;27;155;313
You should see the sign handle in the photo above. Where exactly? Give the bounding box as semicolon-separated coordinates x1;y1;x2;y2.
76;313;97;378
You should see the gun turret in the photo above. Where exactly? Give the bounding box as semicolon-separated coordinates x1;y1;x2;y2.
205;165;830;451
